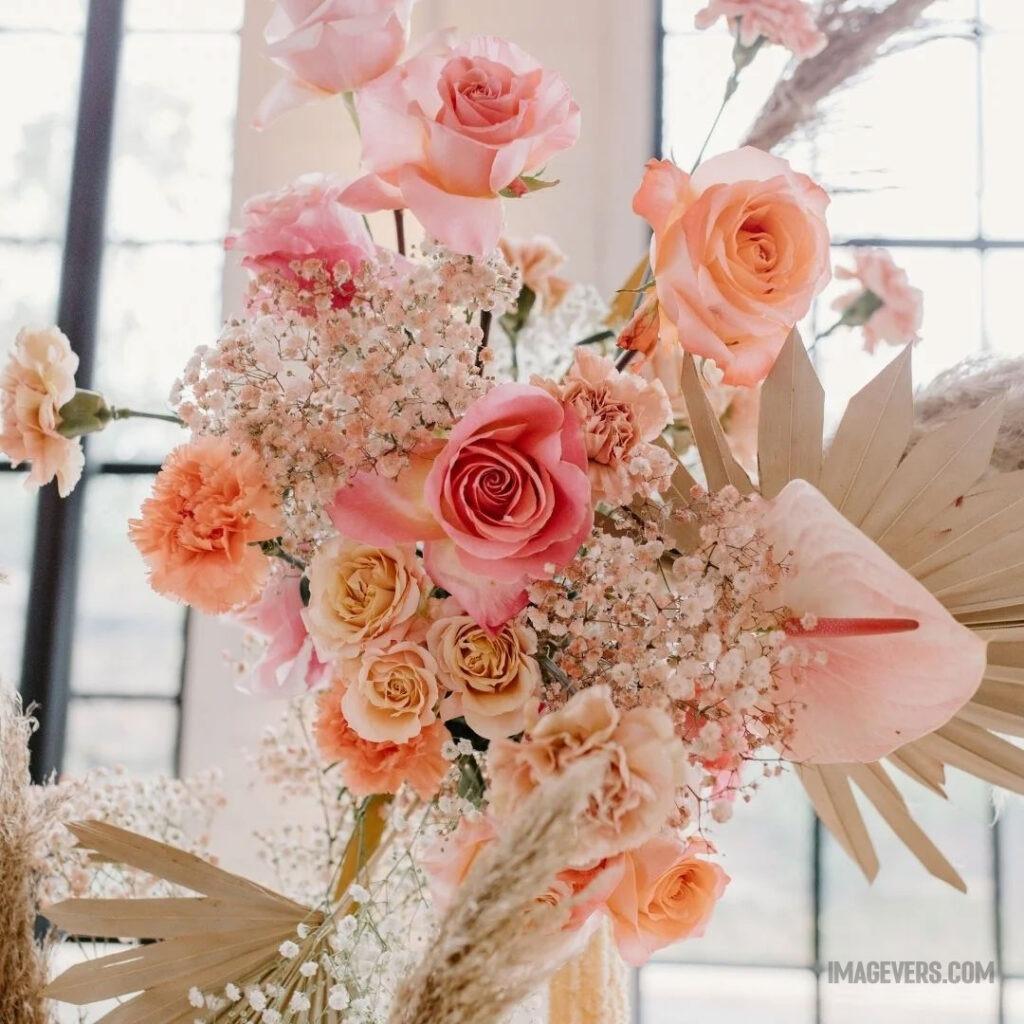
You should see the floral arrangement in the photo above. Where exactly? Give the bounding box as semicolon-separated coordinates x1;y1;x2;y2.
3;1;1023;1023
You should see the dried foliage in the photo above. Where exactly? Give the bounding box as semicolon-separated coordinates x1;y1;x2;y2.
388;761;605;1024
744;0;940;152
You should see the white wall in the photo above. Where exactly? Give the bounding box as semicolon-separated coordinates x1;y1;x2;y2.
179;0;659;873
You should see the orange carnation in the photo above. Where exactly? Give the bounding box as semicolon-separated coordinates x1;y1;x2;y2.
129;436;280;614
314;676;448;801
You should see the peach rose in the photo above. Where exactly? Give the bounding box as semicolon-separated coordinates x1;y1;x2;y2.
695;0;826;59
832;247;923;353
0;326;84;497
330;383;593;631
421;814;498;910
304;537;423;660
129;437;280;614
606;834;729;966
499;235;572;312
427;613;540;739
488;686;684;860
633;148;830;386
225;174;375;310
315;674;447;800
342;36;581;256
255;0;416;127
551;349;673;505
341;640;440;743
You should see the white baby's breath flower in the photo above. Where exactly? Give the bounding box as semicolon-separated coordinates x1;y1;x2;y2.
278;940;300;960
188;987;205;1009
328;985;350;1011
299;960;318;978
225;983;241;1002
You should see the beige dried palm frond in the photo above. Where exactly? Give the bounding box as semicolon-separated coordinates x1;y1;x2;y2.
388;759;606;1024
678;332;1024;890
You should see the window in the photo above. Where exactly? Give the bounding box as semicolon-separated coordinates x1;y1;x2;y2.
652;2;1023;1021
0;0;241;779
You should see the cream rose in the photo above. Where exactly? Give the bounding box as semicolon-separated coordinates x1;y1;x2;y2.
304;537;422;659
488;686;684;860
341;641;440;743
427;614;540;739
0;325;84;497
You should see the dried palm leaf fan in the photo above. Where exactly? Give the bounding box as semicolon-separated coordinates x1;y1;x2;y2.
676;330;1024;890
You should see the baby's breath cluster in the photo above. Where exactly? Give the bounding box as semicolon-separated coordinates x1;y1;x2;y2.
171;247;517;555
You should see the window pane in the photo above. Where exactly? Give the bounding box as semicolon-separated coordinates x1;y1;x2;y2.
91;243;224;463
0;241;61;345
814;247;982;431
71;475;185;697
821;773;996;967
1007;980;1024;1024
983;0;1024;32
821;975;999;1024
641;964;816;1024
1002;792;1024;977
982;32;1024;238
0;32;81;240
984;249;1024;357
0;1;84;31
0;474;36;684
65;697;178;776
654;769;814;967
107;32;240;243
126;0;244;32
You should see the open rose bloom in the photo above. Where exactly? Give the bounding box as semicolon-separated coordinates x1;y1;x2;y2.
343;35;580;255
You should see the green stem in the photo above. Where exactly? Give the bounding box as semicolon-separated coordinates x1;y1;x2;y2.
692;71;739;171
575;329;616;347
111;407;184;426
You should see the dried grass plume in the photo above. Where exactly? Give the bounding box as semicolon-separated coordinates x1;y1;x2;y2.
388;759;607;1024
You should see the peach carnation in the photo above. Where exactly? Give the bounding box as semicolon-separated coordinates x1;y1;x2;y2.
498;235;572;311
832;247;923;353
488;685;684;860
427;613;541;739
315;676;447;801
606;834;729;966
548;349;673;504
0;325;84;497
695;0;826;59
129;436;280;614
421;814;498;910
340;640;440;743
304;537;423;660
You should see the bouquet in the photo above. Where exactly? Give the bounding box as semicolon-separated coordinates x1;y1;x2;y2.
3;1;1023;1022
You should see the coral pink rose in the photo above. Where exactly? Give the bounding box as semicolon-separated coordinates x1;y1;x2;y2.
606;834;729;966
129;437;281;615
235;574;329;698
633;148;831;386
488;686;685;861
330;383;593;631
225;174;375;310
421;815;498;910
340;639;440;743
315;675;447;800
0;326;84;497
695;0;826;59
427;613;541;739
548;349;673;505
342;36;581;256
762;480;987;763
255;0;416;127
832;247;923;353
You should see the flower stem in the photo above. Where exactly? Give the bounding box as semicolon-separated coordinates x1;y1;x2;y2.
393;208;406;256
111;407;184;426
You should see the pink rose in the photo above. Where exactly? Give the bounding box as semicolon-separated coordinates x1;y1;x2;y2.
0;326;84;497
633;148;831;386
330;383;593;630
225;174;375;310
235;574;330;698
488;686;685;861
694;0;826;59
832;247;923;353
255;0;416;127
606;834;729;966
546;349;673;505
342;36;581;256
